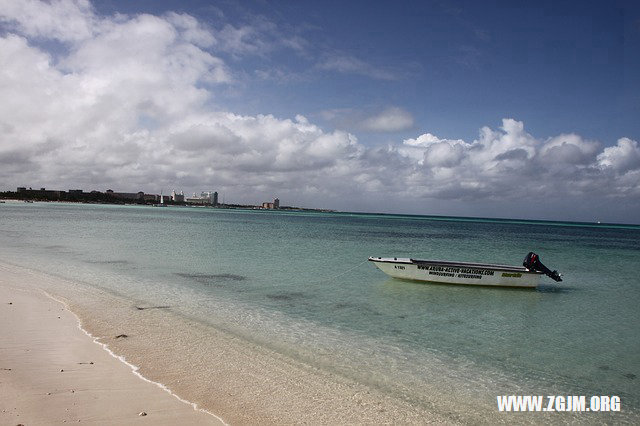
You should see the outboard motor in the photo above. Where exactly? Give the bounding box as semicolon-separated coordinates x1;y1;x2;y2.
523;252;562;282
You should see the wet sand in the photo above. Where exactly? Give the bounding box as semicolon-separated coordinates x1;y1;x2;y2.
0;262;449;424
0;273;223;425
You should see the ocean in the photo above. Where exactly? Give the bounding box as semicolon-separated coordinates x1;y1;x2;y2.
1;202;639;422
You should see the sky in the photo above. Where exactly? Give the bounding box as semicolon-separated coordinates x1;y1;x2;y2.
1;0;639;223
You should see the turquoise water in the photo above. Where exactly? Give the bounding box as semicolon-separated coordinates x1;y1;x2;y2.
1;202;639;419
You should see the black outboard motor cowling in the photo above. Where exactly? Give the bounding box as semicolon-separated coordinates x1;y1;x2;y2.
523;252;562;282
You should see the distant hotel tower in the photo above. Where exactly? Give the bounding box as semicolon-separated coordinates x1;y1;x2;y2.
262;198;280;209
171;190;185;202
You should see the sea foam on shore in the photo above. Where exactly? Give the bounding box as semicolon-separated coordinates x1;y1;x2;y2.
0;261;449;424
0;263;222;425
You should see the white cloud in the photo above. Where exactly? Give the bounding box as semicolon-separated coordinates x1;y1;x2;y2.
360;107;414;132
318;53;397;80
0;1;639;221
597;138;640;173
208;14;306;59
540;133;600;165
320;107;414;134
400;133;468;165
165;12;216;48
422;142;467;168
0;0;96;42
395;119;640;203
215;23;265;56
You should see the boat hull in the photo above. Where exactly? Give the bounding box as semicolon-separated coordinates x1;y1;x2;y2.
369;257;541;288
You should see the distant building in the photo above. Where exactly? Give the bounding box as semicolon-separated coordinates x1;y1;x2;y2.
105;190;144;201
16;187;63;198
67;189;85;199
171;190;184;203
185;191;216;205
185;195;209;205
261;198;280;209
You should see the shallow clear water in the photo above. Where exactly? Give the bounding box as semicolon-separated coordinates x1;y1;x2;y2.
1;202;639;418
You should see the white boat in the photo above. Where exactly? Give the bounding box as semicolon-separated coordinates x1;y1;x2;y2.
368;252;562;288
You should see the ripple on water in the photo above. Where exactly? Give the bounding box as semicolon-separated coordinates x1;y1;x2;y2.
266;292;306;302
174;272;247;285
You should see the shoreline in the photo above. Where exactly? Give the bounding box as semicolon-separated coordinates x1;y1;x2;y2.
4;198;638;228
1;202;638;425
0;197;335;213
47;292;227;424
0;261;450;424
2;257;636;424
0;275;224;425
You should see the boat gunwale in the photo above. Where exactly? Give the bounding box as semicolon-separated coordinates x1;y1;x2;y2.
368;256;541;274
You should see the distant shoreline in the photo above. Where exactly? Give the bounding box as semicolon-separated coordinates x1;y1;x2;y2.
0;194;335;213
3;196;639;228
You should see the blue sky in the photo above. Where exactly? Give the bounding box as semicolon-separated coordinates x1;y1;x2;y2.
1;0;639;222
94;0;639;143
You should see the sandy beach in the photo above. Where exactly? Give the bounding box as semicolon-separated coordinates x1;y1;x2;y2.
0;261;450;425
0;272;223;425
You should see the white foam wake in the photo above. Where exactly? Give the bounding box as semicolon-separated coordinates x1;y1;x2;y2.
44;291;228;426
